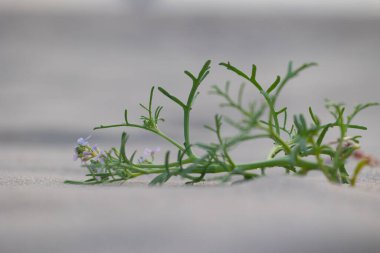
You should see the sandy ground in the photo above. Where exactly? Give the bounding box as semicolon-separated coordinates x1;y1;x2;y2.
1;11;380;252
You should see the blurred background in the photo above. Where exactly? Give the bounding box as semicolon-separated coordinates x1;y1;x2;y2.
1;2;380;253
1;0;379;174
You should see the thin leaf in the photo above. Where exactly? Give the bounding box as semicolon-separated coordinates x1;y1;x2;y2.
124;109;129;124
308;107;320;126
266;75;281;94
317;124;331;146
158;87;186;108
120;132;130;164
237;83;245;106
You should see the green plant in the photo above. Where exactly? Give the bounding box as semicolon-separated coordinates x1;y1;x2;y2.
67;60;378;186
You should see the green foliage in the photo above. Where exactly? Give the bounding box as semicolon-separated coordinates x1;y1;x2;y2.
67;60;378;186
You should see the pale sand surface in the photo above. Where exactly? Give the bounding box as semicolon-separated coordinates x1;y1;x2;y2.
2;172;380;253
1;12;380;252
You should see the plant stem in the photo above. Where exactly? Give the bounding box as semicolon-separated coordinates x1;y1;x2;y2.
136;158;195;169
183;80;201;158
94;123;184;152
350;159;369;186
183;107;194;157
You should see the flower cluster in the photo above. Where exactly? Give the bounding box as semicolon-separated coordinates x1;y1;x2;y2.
73;136;105;164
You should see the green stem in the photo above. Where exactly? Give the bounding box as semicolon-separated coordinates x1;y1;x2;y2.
181;156;331;174
98;155;336;184
183;107;194;157
135;158;195;169
239;156;333;174
183;80;201;158
350;160;369;186
237;156;291;171
310;137;333;182
261;91;281;136
216;124;235;168
94;123;185;152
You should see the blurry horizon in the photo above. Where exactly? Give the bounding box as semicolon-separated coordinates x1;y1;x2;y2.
0;0;379;17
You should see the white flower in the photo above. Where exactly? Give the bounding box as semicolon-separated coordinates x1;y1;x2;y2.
143;147;161;157
77;135;92;146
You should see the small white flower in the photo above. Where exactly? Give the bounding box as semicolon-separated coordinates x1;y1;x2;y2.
143;147;161;157
77;135;92;146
